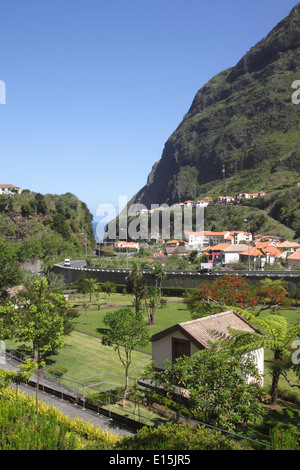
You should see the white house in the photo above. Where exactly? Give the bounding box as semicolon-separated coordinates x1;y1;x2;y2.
221;244;250;265
183;231;232;249
184;200;194;207
238;191;265;199
231;231;253;243
115;241;139;251
151;310;264;385
195;200;209;207
0;184;21;195
239;245;284;267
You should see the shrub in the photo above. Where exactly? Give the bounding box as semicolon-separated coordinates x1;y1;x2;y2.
117;422;245;450
0;387;120;450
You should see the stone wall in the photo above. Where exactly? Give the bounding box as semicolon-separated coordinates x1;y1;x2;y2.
53;264;300;294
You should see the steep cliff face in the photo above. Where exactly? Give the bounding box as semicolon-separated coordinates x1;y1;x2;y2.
132;4;300;208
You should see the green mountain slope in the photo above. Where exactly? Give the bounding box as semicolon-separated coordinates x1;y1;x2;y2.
131;4;300;234
0;190;95;264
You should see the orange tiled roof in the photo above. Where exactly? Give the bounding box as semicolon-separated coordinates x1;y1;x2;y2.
239;247;265;257
288;250;300;260
205;243;231;251
277;241;300;249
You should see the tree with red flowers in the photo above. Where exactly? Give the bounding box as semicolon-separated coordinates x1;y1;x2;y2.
186;275;258;319
185;275;290;319
255;278;290;315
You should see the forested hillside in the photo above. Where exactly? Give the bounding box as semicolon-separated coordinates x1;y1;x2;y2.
0;190;95;288
130;3;300;235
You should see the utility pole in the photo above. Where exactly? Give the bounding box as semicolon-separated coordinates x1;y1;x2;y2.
244;219;251;272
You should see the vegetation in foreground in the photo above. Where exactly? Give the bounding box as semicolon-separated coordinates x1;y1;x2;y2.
1;269;299;450
1;386;299;450
0;387;253;450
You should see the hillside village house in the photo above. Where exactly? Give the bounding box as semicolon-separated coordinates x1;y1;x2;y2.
287;249;300;267
0;184;21;195
114;241;139;251
276;240;300;259
165;239;190;256
221;244;250;266
253;235;281;243
183;200;194;207
205;239;297;268
238;191;265;200
218;195;235;204
183;230;252;250
203;243;231;264
239;245;284;268
195;200;209;207
151;310;264;385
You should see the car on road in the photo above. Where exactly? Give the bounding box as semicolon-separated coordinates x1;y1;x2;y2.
197;267;212;274
64;259;71;267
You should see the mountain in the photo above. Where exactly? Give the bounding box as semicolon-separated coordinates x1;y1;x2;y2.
131;4;300;212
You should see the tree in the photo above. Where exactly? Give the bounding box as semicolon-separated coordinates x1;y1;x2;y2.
35;193;47;215
228;310;300;404
145;263;166;325
255;278;290;315
0;359;38;392
126;263;147;315
144;286;160;325
102;307;149;406
101;281;116;304
186;275;258;319
144;348;265;431
185;275;290;319
188;250;198;264
0;240;23;289
7;278;76;418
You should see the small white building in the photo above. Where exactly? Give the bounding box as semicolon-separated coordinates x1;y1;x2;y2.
151;310;264;385
115;241;139;251
195;200;209;207
221;244;250;265
0;184;21;195
231;231;253;243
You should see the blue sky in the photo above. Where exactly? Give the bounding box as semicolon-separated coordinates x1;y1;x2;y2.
0;0;298;219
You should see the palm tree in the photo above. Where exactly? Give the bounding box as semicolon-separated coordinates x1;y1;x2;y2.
229;311;300;404
145;263;167;325
126;263;147;315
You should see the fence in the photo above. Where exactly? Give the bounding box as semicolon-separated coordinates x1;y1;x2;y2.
2;347;276;448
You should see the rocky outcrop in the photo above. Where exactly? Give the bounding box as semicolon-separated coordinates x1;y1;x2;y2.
131;4;300;208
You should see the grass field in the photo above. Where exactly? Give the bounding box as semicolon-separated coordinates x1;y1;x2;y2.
6;291;299;401
46;293;190;380
47;330;151;381
44;292;300;400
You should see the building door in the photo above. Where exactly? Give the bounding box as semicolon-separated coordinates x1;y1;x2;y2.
172;338;190;363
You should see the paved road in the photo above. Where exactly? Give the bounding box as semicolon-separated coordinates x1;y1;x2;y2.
0;361;134;437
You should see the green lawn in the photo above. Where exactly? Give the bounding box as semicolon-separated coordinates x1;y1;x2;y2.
72;294;190;354
47;330;150;382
